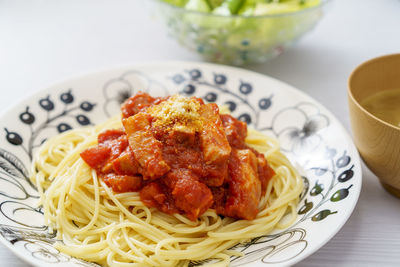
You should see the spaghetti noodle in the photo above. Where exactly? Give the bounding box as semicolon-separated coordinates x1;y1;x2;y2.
31;95;303;267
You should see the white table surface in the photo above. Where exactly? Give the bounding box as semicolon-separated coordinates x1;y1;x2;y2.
1;0;400;266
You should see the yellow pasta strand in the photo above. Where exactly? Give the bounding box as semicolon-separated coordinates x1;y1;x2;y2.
30;115;303;267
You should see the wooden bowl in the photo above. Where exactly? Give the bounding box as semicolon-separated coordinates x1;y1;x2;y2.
348;54;400;198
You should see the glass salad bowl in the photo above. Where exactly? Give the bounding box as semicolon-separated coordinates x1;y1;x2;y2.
153;0;329;65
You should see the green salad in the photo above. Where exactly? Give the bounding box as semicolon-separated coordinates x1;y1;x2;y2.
158;0;324;65
162;0;321;16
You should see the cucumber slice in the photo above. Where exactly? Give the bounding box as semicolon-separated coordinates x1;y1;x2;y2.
207;0;224;9
185;0;211;12
213;0;245;15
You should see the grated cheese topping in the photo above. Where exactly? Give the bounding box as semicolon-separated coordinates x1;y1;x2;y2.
148;94;203;131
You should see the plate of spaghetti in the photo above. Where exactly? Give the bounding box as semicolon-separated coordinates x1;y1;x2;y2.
0;62;361;267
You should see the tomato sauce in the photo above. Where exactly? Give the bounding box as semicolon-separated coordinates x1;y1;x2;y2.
80;92;275;221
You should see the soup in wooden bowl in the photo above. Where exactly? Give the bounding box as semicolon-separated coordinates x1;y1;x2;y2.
348;54;400;198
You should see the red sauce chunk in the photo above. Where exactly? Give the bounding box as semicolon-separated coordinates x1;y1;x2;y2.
80;92;275;221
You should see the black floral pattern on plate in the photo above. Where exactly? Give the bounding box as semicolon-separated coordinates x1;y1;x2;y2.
4;89;96;160
102;70;170;117
173;69;274;128
0;89;98;266
267;103;330;155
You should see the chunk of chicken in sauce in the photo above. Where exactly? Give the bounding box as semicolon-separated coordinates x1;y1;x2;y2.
199;103;231;187
220;114;247;149
121;92;165;118
225;148;262;220
123;113;170;180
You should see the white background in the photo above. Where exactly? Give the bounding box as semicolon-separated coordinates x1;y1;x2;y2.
1;0;400;266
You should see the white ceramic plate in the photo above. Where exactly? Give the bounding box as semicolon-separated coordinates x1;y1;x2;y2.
0;62;361;267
